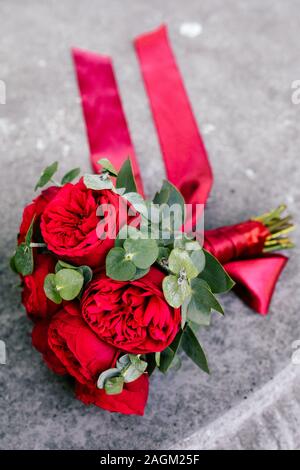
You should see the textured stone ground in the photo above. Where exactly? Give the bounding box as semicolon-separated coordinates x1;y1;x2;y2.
0;0;300;450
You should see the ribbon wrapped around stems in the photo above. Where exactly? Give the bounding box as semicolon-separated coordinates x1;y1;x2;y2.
72;25;293;315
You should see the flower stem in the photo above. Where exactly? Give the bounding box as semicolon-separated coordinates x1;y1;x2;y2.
253;205;295;253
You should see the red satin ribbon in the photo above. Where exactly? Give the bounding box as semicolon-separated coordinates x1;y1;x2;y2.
204;220;270;264
72;27;288;315
72;48;144;195
204;221;288;314
134;25;213;209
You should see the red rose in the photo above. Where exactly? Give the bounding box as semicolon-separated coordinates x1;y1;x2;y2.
18;186;60;244
47;302;119;385
75;374;149;416
40;179;132;268
32;320;66;375
81;268;181;354
22;253;60;321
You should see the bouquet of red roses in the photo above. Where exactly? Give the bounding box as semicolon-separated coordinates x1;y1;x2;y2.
11;158;293;415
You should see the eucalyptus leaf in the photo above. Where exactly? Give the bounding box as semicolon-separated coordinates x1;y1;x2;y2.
128;354;148;373
155;352;161;367
116;159;137;194
98;158;118;176
181;325;210;374
122;192;148;218
61;167;80;185
130;267;150;280
97;368;120;389
162;275;191;308
106;247;136;281
115;225;142;247
35;161;58;191
78;265;93;285
116;355;131;371
14;243;34;276
122;363;147;383
190;249;206;274
83;173;114;190
105;376;124;395
200;249;235;293
54;268;84;301
168;248;199;279
44;274;62;304
55;260;76;273
173;234;194;250
181;297;190;329
124;238;158;269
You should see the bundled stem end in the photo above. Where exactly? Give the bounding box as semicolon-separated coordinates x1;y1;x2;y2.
253;205;295;253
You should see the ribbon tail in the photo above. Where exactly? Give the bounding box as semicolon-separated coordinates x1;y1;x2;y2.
72;47;144;195
134;25;213;213
224;254;288;315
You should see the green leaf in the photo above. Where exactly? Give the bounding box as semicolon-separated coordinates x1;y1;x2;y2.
77;265;93;285
25;215;36;246
55;260;76;273
44;273;62;304
181;297;190;329
97;368;120;389
35;161;58;191
14;243;34;276
155;352;161;367
181;325;210;374
83;173;114;190
124;238;158;270
105;376;124;395
54;269;84;301
9;255;18;274
157;247;170;264
174;234;198;251
162;274;191;308
168;248;199;279
122;192;148;218
61;167;80;185
189;278;224;323
122;355;147;383
130;267;150;280
200;250;235;293
106;247;136;281
153;185;170;205
157;180;185;215
190;249;206;274
159;330;183;373
116;159;137;194
115;225;142;247
128;354;148;373
98;158;118;176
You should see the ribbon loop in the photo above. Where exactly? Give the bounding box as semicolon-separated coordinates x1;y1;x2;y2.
134;25;213;208
72;47;144;195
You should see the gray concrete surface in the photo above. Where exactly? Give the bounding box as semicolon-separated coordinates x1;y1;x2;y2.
0;0;300;450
